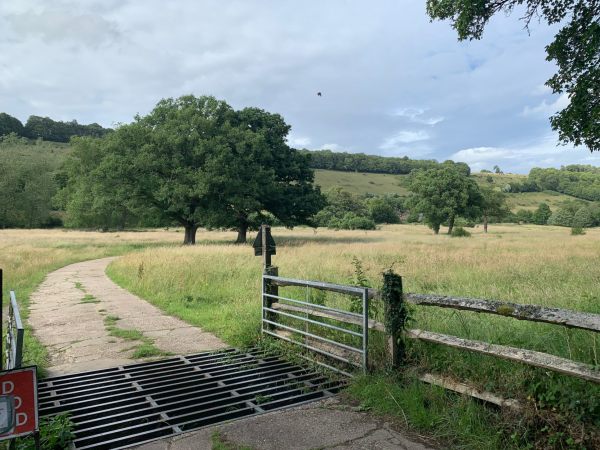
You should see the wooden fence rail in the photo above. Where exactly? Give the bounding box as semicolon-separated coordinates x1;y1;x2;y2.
271;274;600;384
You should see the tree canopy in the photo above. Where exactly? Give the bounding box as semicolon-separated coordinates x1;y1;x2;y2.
426;0;600;152
408;165;482;234
59;95;323;244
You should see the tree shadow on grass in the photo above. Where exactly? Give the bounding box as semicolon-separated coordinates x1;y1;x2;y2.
195;234;383;247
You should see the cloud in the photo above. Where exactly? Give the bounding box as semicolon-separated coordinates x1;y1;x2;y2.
287;136;311;148
451;134;600;173
0;0;585;173
380;130;430;151
393;107;444;126
521;93;570;118
6;10;121;47
320;143;342;151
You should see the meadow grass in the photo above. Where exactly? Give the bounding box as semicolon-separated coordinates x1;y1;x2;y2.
107;224;600;448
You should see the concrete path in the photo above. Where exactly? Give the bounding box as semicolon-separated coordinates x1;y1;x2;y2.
133;397;435;450
29;257;227;375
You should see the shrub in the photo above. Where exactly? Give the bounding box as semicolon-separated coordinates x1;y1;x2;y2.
571;226;586;235
451;226;471;237
335;212;376;230
549;207;575;227
572;206;594;228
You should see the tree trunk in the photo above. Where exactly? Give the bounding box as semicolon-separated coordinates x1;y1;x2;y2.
433;223;440;235
447;215;455;235
483;215;488;233
236;222;248;244
183;224;198;245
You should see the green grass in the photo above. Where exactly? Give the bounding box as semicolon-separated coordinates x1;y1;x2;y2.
314;169;410;196
106;225;600;448
79;294;100;304
103;315;120;326
131;343;170;359
107;327;144;341
347;374;510;449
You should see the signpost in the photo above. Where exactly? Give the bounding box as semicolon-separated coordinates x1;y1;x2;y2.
0;366;39;448
253;224;276;269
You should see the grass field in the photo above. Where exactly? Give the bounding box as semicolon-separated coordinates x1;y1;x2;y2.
105;224;600;448
314;169;410;196
4;225;599;448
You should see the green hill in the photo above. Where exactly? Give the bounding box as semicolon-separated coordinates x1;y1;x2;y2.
314;169;587;212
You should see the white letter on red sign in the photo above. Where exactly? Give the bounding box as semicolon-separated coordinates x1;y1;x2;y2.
16;413;27;426
1;382;14;395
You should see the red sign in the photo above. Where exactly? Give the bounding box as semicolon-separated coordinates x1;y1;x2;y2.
0;366;38;440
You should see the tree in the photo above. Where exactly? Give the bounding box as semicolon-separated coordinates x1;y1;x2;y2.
408;165;482;234
0;113;24;137
313;188;370;228
480;186;508;232
60;95;323;244
204;107;324;243
533;203;552;225
426;0;600;151
367;195;403;224
573;206;595;227
549;206;575;226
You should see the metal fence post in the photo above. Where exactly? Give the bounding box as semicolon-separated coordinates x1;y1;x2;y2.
382;270;405;368
362;288;369;374
263;266;278;331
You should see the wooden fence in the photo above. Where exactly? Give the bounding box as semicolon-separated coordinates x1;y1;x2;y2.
269;271;600;385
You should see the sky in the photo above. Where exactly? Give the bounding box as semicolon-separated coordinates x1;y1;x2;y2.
1;0;598;173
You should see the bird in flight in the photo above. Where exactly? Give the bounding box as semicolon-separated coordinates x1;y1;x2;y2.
317;92;322;97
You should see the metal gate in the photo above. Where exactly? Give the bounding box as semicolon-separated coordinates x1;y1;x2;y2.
261;274;370;375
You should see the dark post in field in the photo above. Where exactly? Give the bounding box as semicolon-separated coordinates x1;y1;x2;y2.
382;270;406;368
254;225;278;331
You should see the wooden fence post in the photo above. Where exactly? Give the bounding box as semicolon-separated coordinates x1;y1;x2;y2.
382;270;406;368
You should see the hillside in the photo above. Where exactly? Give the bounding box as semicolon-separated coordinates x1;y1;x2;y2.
314;169;587;212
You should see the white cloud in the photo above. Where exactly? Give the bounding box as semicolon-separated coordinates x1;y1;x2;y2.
380;130;430;151
393;107;444;126
451;134;600;173
521;93;569;118
287;136;311;147
319;143;342;151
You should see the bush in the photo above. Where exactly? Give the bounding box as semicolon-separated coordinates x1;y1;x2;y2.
571;226;586;235
573;206;594;228
332;212;376;230
451;226;471;237
549;207;575;227
454;217;476;228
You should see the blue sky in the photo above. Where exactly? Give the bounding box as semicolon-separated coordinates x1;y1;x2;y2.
1;0;599;173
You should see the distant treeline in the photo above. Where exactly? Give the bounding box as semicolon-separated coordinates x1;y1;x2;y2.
499;165;600;202
299;149;471;175
0;112;112;143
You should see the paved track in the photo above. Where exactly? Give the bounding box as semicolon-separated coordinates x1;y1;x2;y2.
29;257;226;375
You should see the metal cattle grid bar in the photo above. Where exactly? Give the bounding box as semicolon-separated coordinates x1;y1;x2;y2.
37;348;346;450
262;274;369;374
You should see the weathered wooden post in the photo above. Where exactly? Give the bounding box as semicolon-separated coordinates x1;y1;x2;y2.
254;225;277;331
382;270;406;368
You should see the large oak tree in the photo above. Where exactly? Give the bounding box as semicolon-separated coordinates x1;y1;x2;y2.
60;95;323;244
